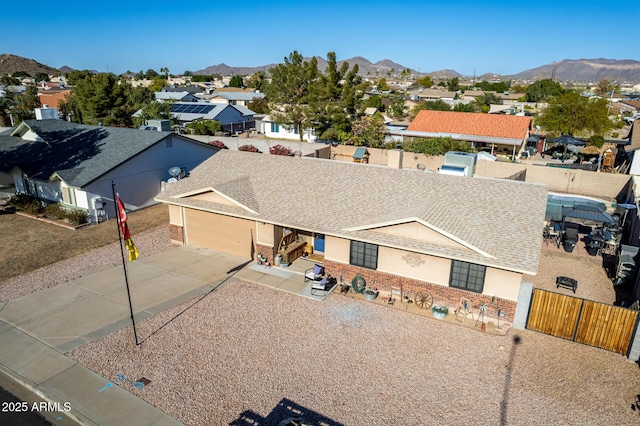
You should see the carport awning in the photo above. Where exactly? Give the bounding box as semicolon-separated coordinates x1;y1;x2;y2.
562;205;615;225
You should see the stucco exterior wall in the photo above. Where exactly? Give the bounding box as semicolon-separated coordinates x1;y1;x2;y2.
169;205;183;226
257;222;275;246
377;246;451;286
483;267;522;301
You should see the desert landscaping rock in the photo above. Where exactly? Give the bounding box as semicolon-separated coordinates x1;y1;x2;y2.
3;226;639;425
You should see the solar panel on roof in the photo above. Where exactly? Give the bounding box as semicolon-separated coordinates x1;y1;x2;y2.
171;104;215;114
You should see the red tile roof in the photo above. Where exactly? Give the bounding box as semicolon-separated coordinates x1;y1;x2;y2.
38;90;71;110
407;110;532;140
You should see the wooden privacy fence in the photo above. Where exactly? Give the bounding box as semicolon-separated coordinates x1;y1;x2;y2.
527;289;639;355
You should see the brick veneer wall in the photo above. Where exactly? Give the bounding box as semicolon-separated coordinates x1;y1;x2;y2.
169;224;184;243
256;243;275;264
325;260;517;322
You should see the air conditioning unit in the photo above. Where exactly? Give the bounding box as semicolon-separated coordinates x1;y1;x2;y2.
93;198;105;209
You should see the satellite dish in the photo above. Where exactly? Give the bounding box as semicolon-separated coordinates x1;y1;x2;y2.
167;177;178;184
168;166;182;178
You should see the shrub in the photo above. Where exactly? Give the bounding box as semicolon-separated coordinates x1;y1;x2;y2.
238;144;261;153
8;194;44;215
65;209;88;225
269;144;292;156
208;140;228;149
589;135;605;148
44;203;65;219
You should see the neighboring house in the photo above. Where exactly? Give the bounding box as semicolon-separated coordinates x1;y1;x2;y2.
135;102;256;132
256;115;317;142
38;89;72;110
0;118;218;223
155;91;199;103
156;150;547;323
208;91;266;107
405;110;532;158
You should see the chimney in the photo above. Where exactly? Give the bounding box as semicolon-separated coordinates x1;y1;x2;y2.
388;148;403;169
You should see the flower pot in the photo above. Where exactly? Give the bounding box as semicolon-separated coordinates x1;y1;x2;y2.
363;291;378;301
431;305;449;319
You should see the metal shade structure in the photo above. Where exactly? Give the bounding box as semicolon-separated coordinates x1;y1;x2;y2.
548;134;587;146
548;134;587;160
562;204;615;226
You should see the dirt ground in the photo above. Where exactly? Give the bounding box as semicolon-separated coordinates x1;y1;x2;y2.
0;204;169;283
524;236;619;305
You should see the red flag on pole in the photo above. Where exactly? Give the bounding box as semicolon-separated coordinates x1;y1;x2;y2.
115;194;138;260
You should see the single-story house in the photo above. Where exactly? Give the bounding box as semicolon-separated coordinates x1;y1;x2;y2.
256;115;317;142
208;91;266;107
0;118;219;223
38;89;72;110
404;110;533;158
155;91;200;103
135;102;256;133
155;150;547;322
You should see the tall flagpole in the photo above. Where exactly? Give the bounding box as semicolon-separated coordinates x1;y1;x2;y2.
111;181;140;347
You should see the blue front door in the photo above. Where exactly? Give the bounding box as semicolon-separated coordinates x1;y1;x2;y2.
314;233;325;253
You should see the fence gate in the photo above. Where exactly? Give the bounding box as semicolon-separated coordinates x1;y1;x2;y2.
526;289;639;355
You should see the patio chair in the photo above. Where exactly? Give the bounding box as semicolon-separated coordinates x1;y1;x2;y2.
563;227;579;253
311;276;331;296
304;264;325;282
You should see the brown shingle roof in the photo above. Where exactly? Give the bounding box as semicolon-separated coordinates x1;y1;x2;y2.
407;110;532;140
156;150;547;274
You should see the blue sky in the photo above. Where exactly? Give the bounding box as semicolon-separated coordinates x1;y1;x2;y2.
1;0;638;76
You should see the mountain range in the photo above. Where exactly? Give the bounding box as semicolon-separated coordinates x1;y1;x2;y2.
2;53;640;83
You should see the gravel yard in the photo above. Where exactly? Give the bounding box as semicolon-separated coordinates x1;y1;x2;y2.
67;279;640;426
3;226;639;425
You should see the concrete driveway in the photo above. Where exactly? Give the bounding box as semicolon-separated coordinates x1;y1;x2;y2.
0;245;249;353
0;245;249;425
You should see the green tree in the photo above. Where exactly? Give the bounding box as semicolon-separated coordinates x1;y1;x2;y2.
265;51;319;141
411;99;451;117
145;69;159;79
133;101;173;128
11;85;41;123
447;77;460;92
0;96;15;126
247;97;269;114
526;79;564;102
453;102;476;112
191;75;213;82
34;72;50;83
474;81;510;93
245;71;267;91
65;70;93;85
416;75;433;89
346;114;387;147
308;51;362;141
229;75;244;88
388;97;408;118
596;79;615;95
160;67;169;79
404;136;472;156
364;95;383;110
186;119;222;135
536;91;612;137
473;92;503;113
1;75;20;86
148;77;167;92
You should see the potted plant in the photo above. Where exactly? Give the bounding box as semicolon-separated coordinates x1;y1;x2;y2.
431;305;449;319
363;286;378;301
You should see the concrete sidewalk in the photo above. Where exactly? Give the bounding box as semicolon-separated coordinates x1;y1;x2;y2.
0;245;249;425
